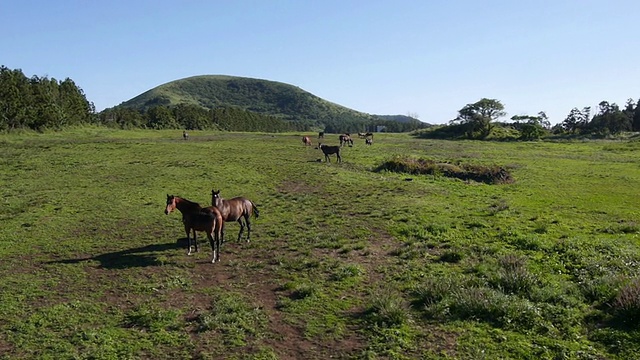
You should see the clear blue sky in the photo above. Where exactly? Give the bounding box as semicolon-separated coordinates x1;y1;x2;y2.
2;1;637;124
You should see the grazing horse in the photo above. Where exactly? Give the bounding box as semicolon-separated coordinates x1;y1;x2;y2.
339;134;353;147
358;132;367;138
365;138;373;145
164;195;223;263
365;132;374;138
317;143;342;163
183;131;189;140
318;131;325;139
302;136;312;146
211;190;260;243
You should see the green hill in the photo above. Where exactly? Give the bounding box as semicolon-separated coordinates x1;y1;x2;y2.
118;75;379;123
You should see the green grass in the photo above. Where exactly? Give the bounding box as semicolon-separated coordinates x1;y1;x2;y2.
1;127;640;359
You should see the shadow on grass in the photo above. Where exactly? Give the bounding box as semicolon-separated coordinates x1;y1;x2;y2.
46;239;188;269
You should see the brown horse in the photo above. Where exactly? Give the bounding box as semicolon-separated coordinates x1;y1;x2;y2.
339;134;353;147
302;136;312;146
164;195;223;263
211;190;260;242
317;143;342;163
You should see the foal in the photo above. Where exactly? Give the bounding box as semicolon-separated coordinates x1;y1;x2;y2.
317;143;342;163
211;190;260;242
164;195;223;263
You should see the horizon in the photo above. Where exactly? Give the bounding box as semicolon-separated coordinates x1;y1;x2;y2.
2;1;638;125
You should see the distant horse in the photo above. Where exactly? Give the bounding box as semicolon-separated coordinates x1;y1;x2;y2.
365;138;373;145
318;131;325;139
183;131;189;140
317;143;342;163
211;190;260;243
365;132;373;138
357;132;367;138
339;134;353;147
302;136;312;146
164;195;223;263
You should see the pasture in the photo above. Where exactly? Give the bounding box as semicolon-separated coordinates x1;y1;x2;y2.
1;128;639;359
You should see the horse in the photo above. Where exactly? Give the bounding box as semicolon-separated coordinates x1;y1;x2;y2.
302;136;312;146
183;131;189;140
318;131;325;139
365;132;373;138
317;143;342;163
164;195;223;263
211;190;260;243
358;132;367;138
365;138;373;145
339;134;353;147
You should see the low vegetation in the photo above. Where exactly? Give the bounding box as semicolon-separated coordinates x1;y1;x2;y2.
1;128;640;359
374;156;514;184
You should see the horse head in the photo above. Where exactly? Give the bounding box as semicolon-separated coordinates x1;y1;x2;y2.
165;194;177;215
211;189;222;207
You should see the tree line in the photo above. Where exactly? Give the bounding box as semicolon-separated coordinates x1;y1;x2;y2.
0;66;95;131
418;97;640;140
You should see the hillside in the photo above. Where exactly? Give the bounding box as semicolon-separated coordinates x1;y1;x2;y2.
116;75;423;126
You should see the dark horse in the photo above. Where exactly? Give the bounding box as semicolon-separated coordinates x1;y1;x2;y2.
164;195;223;263
183;131;189;140
211;190;260;242
317;143;342;163
318;131;325;139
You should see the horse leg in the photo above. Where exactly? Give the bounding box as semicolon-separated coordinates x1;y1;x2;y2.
207;231;217;263
192;229;199;253
245;215;251;243
185;226;193;255
237;219;245;242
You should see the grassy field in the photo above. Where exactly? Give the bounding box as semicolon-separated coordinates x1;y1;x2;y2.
1;128;639;359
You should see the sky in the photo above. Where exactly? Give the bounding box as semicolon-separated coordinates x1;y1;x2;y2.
2;0;638;125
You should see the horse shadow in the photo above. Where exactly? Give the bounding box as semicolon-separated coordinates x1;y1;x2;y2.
46;239;188;269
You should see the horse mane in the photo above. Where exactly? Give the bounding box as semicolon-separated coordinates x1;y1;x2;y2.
172;195;203;212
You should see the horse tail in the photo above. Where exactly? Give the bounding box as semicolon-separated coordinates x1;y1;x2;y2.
251;201;260;218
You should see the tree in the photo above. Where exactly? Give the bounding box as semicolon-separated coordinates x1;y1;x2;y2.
452;98;506;139
510;113;548;140
589;101;631;135
632;98;640;131
561;107;590;134
146;106;177;129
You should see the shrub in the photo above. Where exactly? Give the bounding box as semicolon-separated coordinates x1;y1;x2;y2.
374;156;514;184
610;278;640;325
488;254;539;296
364;290;409;328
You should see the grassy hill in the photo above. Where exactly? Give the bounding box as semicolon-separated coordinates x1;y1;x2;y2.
119;75;374;122
117;75;425;127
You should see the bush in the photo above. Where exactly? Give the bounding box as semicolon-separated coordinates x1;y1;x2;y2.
364;290;409;328
374;156;514;184
610;278;640;325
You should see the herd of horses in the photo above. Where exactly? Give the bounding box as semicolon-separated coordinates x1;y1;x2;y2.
302;132;374;163
164;190;259;263
166;132;375;263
